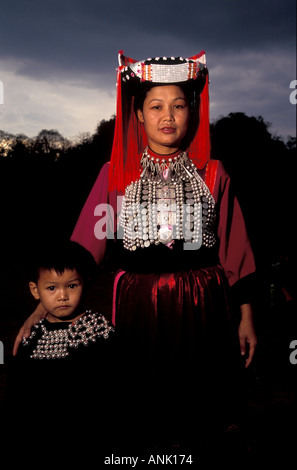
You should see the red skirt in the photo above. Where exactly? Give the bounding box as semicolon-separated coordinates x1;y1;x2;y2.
115;265;235;366
114;266;243;445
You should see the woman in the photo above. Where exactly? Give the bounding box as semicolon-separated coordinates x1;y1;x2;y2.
14;51;257;449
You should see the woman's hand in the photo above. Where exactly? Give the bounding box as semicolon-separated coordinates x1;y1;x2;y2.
13;303;47;356
238;303;257;368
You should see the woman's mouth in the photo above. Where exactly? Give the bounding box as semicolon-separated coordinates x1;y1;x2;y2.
160;127;176;134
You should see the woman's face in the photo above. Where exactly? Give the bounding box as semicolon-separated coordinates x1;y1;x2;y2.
137;85;190;155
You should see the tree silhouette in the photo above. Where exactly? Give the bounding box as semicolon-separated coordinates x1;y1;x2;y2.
33;129;70;160
0;113;294;270
210;112;295;267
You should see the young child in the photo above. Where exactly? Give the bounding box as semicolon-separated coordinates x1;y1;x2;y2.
3;241;118;456
17;240;114;360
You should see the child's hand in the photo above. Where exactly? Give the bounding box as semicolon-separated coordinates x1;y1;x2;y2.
13;304;47;356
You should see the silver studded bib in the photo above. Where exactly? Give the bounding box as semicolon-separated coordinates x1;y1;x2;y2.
119;148;217;252
22;311;114;359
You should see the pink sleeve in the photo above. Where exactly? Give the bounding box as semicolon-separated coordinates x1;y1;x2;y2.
71;162;114;264
213;161;256;288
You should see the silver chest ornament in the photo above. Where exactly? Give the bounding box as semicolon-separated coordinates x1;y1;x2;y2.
119;148;216;251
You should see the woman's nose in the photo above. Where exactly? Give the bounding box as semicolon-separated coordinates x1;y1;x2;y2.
163;106;174;121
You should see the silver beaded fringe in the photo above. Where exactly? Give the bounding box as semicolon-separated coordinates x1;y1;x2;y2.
119;147;216;251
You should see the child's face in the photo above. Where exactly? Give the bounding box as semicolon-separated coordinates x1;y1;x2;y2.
29;268;84;322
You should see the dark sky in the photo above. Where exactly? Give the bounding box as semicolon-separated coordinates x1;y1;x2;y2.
0;0;296;139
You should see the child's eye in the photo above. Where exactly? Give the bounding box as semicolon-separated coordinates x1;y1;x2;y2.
47;286;56;291
69;284;77;289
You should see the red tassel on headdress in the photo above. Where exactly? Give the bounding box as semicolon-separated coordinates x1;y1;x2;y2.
108;70;124;192
108;70;148;192
188;78;210;169
124;99;148;189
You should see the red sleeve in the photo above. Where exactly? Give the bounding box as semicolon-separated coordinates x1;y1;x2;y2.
212;161;256;289
71;162;116;264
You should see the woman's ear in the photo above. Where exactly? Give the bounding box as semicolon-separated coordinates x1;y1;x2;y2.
29;282;40;300
137;109;144;123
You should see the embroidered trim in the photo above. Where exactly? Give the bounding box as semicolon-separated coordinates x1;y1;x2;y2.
127;57;207;83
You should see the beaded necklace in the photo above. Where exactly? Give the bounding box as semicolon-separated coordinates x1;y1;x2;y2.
119;147;216;251
22;311;114;359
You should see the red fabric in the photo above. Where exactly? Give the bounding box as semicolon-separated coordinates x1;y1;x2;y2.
108;73;148;192
118;51;138;67
188;79;210;169
189;51;205;61
124;97;147;187
72;158;255;292
112;270;126;325
114;264;238;440
71;162;118;264
205;159;219;195
109;72;124;192
212;161;256;287
115;266;230;353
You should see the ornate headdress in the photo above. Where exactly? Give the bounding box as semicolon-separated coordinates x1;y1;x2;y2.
109;51;210;192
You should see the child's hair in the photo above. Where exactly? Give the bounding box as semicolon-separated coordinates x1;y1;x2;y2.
29;240;97;284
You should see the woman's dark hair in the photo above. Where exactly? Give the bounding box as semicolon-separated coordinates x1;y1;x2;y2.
133;81;201;150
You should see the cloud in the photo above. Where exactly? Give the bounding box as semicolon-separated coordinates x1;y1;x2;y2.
0;0;295;139
0;59;116;138
1;0;295;73
209;49;296;138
